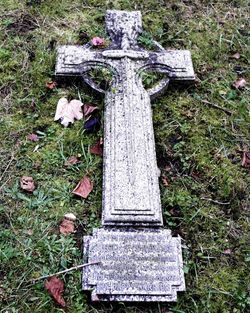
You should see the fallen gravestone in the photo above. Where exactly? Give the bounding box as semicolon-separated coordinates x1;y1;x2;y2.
56;10;195;302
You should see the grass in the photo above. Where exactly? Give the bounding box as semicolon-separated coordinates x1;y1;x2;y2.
0;0;249;312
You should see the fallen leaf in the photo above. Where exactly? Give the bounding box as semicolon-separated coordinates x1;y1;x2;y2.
232;77;246;89
91;37;105;46
223;249;232;255
64;156;80;166
231;52;240;59
84;117;100;132
20;176;36;192
54;98;83;127
45;276;66;307
83;104;98;116
59;218;75;235
46;81;57;89
72;176;93;198
64;213;77;221
27;133;39;142
162;176;169;187
241;151;250;168
90;138;103;156
25;229;34;236
182;110;194;118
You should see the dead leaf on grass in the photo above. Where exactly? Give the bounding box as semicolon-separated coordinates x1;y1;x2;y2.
84;117;100;132
223;249;232;255
20;176;36;192
83;104;98;116
162;176;169;187
91;37;105;46
64;156;80;166
64;213;76;221
232;77;246;89
45;276;66;307
27;133;39;142
231;52;240;59
90;138;103;156
54;98;83;127
72;176;93;198
59;218;75;235
241;151;250;168
46;81;57;89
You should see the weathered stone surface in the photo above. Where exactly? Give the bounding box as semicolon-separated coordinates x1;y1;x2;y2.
83;228;185;301
55;9;194;302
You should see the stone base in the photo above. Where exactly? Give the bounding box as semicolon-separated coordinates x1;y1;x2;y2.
82;228;185;302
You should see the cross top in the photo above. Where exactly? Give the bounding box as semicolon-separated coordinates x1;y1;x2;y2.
105;10;142;50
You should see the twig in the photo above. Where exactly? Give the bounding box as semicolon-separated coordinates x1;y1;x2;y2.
201;99;233;116
0;155;15;189
30;261;100;283
201;197;230;205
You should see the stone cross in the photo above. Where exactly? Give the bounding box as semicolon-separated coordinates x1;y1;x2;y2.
56;10;195;302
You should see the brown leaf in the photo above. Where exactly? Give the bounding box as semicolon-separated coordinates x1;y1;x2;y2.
46;81;57;89
27;133;39;142
45;276;66;307
59;218;75;235
90;138;103;156
83;104;98;116
20;176;36;192
231;52;240;59
241;151;250;168
162;176;169;187
232;77;246;89
72;176;93;198
64;156;80;166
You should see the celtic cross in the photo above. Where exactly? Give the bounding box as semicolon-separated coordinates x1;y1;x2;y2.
56;10;194;302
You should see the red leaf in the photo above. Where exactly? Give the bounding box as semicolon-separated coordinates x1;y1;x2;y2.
27;133;39;142
72;176;93;198
83;104;98;116
90;138;103;156
20;176;36;192
91;37;105;46
64;156;80;166
46;81;57;89
59;218;75;235
232;77;246;89
45;276;66;307
241;151;250;168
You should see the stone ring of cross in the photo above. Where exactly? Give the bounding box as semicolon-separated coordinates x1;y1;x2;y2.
79;38;171;99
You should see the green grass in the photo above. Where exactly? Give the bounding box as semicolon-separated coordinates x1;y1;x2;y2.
0;0;249;312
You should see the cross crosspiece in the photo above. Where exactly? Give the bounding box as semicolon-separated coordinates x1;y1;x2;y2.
56;10;195;302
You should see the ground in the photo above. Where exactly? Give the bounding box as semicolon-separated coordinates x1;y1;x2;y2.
0;1;249;312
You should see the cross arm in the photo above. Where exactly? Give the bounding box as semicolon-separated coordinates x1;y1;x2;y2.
142;50;195;82
55;45;110;76
55;45;116;93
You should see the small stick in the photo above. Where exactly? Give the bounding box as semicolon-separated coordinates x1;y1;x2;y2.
201;197;230;205
201;99;233;116
30;261;100;283
0;155;14;182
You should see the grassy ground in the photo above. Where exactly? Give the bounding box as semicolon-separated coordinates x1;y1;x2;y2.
0;0;249;312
